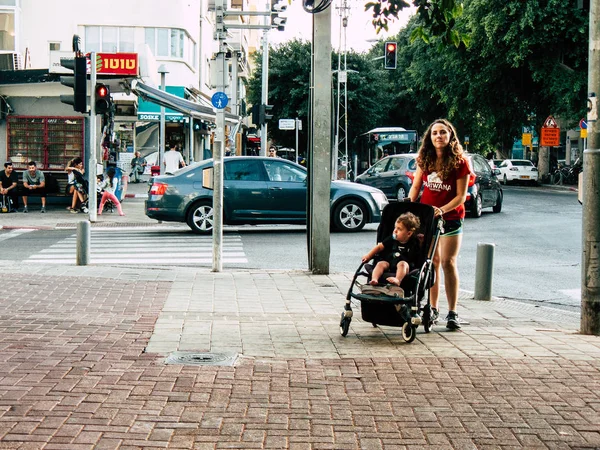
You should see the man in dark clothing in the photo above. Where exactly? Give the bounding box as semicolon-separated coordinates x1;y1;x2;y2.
0;161;18;212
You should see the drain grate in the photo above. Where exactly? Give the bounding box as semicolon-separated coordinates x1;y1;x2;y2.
165;352;238;366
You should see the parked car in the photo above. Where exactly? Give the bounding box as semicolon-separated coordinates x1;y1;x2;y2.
497;159;539;185
464;153;503;218
354;154;417;201
145;156;389;233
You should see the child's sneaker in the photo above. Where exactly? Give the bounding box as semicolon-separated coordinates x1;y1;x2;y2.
446;310;461;330
40;206;46;213
23;206;28;213
70;208;78;214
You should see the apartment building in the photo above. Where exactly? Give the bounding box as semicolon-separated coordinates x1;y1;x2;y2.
0;0;255;180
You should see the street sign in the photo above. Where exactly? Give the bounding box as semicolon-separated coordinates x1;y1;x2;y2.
522;133;532;146
211;92;228;109
543;115;558;128
464;135;470;144
580;118;588;138
541;115;560;146
278;118;295;130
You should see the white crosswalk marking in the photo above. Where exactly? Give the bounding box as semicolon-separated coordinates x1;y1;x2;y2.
26;230;248;265
0;229;35;241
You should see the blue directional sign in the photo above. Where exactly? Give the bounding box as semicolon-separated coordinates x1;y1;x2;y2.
211;92;228;109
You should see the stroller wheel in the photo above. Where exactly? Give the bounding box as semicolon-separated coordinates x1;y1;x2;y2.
401;322;417;343
339;312;351;337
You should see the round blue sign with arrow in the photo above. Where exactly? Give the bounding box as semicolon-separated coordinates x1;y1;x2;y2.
580;118;587;130
211;92;228;109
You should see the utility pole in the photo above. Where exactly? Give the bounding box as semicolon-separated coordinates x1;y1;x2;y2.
308;1;332;274
158;65;168;175
88;52;97;223
260;29;269;156
582;0;600;335
333;0;350;181
212;0;229;272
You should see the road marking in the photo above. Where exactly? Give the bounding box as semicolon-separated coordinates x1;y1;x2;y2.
0;229;35;241
26;230;248;265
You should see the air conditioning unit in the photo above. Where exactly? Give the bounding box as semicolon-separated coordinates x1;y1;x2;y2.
0;52;23;71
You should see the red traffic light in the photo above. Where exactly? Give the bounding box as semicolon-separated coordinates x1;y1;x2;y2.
386;42;397;52
96;84;108;98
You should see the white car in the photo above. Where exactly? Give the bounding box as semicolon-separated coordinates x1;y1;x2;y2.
497;159;538;185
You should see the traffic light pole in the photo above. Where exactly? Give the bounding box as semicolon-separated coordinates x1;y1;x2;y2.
88;52;98;223
212;0;227;272
260;27;269;156
582;0;600;334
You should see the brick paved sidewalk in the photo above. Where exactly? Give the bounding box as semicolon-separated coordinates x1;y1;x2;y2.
0;268;599;449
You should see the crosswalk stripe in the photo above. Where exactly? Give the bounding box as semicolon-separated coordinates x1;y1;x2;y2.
26;230;248;265
0;229;35;241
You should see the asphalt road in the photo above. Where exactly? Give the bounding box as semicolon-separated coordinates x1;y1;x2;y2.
0;185;581;308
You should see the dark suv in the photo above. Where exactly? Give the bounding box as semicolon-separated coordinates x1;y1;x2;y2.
464;153;503;218
354;154;417;201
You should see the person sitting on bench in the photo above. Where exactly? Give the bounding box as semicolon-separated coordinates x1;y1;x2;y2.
22;160;46;213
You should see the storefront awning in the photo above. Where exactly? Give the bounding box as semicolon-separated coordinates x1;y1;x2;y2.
131;80;238;124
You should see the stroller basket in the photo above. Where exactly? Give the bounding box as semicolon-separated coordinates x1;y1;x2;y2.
340;202;443;343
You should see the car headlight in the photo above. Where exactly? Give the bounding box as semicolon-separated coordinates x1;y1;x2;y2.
370;192;388;211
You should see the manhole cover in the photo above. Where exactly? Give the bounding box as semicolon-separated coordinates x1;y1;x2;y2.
165;352;238;366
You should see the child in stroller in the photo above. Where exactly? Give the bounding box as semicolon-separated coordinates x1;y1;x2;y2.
341;201;443;343
361;212;421;297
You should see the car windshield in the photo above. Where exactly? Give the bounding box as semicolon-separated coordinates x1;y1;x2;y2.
512;161;534;167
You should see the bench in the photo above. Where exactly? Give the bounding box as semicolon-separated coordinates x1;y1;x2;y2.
15;172;71;205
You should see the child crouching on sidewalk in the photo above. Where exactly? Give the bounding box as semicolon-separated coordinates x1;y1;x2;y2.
98;167;125;216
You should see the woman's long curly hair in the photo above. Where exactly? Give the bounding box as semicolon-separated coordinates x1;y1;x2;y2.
417;119;465;181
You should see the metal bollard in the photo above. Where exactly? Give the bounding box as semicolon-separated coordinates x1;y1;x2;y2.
474;242;495;300
76;220;90;266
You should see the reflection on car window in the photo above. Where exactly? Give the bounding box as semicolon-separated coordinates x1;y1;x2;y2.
387;158;404;171
407;158;417;170
472;156;490;174
370;158;388;174
224;160;265;181
512;161;534;167
263;160;307;182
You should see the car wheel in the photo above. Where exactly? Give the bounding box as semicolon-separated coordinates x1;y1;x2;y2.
492;191;503;213
470;193;482;218
333;199;367;232
186;201;214;234
502;174;508;185
396;184;408;201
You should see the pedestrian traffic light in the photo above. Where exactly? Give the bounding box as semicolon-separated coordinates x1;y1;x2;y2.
95;83;111;114
251;104;260;126
384;42;397;70
259;104;273;124
59;56;87;113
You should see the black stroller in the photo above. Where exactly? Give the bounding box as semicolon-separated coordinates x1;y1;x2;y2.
341;201;443;343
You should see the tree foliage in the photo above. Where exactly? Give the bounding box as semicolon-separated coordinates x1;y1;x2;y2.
246;0;588;157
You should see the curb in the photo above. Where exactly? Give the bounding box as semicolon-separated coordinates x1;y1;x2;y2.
125;193;147;198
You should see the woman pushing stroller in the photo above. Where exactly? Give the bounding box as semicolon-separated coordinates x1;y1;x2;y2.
408;119;471;330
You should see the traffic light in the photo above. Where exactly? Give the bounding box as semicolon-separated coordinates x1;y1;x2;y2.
259;104;273;124
59;56;87;113
384;42;397;70
251;104;260;126
95;83;111;114
271;0;287;31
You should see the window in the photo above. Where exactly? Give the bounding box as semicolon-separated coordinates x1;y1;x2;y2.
224;160;264;181
49;42;60;51
85;26;100;52
85;26;137;53
263;161;306;183
119;27;134;52
102;27;118;52
145;27;196;67
387;158;404;171
0;11;15;51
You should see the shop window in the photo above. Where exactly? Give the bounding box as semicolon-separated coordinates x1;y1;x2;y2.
7;117;84;172
0;11;15;51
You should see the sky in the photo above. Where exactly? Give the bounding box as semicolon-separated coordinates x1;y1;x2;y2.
269;0;417;53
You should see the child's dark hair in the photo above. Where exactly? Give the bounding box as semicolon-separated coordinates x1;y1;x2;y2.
396;212;420;233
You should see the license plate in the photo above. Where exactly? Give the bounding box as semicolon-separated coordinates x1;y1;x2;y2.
520;176;530;179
